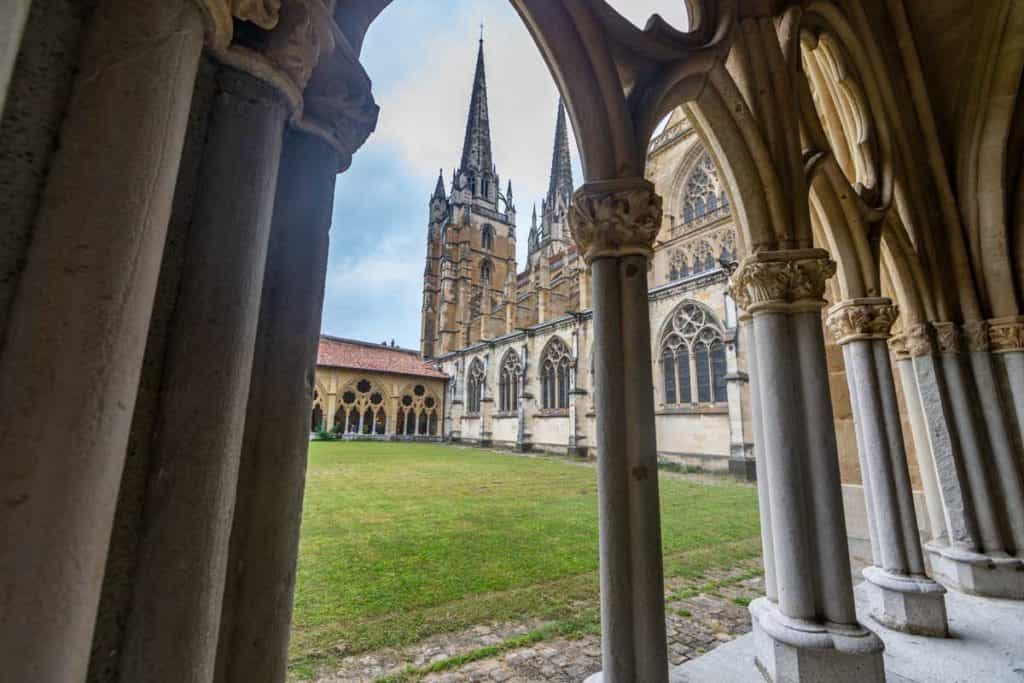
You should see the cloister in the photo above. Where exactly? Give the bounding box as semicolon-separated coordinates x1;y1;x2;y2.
1;1;1023;683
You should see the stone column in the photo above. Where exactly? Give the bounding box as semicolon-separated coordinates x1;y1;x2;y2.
570;179;668;683
214;130;341;683
989;317;1024;437
0;2;204;680
888;336;946;546
725;325;755;480
118;66;290;682
516;339;533;451
827;299;947;637
567;322;586;457
729;251;884;682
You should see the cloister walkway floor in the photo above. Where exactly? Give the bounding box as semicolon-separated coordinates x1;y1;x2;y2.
672;585;1024;682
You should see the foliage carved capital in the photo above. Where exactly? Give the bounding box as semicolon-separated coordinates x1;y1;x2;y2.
568;179;663;263
902;324;934;357
988;316;1024;353
195;0;281;50
932;322;961;355
727;249;836;314
962;321;990;353
888;334;910;360
825;298;899;346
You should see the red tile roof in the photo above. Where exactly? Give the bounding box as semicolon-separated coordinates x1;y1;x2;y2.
317;336;448;380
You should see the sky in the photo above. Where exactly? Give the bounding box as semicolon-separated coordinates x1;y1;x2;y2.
322;0;690;348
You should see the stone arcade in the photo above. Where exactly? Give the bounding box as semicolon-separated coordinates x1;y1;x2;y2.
1;2;1023;683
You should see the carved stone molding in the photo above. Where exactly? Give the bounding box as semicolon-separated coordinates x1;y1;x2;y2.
988;316;1024;353
962;321;990;353
888;334;910;361
903;324;934;357
932;322;961;355
825;298;899;346
568;179;663;263
195;0;281;50
727;249;837;314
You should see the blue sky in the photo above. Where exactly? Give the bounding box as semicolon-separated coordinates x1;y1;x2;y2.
322;0;689;348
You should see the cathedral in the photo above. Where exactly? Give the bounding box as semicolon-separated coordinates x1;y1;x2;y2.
420;39;753;477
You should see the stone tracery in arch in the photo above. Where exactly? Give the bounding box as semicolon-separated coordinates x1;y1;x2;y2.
539;337;571;410
336;378;386;435
659;301;727;405
498;349;522;413
396;382;440;436
680;152;730;228
466;357;486;414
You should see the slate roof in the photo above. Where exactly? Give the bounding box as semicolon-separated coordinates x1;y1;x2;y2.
317;336;448;380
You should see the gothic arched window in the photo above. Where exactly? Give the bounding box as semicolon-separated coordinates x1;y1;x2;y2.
482;225;494;251
480;259;492;285
540;338;572;410
467;358;485;414
659;302;728;406
681;153;730;227
499;350;522;413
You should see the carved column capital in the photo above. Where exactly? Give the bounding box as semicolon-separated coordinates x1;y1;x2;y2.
727;249;837;314
195;0;281;50
825;298;899;346
568;179;663;264
962;321;990;353
932;322;961;355
888;334;910;361
902;324;934;357
988;316;1024;353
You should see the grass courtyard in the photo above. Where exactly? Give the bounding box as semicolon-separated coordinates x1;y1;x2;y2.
289;442;761;680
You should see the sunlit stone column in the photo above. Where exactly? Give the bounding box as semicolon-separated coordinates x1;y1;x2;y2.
479;353;494;447
827;299;947;637
214;129;344;683
729;251;884;682
725;324;755;481
118;65;291;682
571;179;668;683
568;322;587;457
0;1;204;680
517;339;533;451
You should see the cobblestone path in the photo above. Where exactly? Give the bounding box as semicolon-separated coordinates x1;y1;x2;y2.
315;559;764;683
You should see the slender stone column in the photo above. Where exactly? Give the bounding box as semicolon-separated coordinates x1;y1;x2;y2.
889;337;946;545
989;317;1024;438
729;251;884;682
516;340;532;451
118;67;290;682
827;299;947;637
480;354;494;446
214;130;341;683
0;2;204;680
568;323;586;456
571;179;668;683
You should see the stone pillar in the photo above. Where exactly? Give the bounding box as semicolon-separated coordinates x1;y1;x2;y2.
989;317;1024;438
827;299;947;637
0;2;204;680
118;66;290;682
729;251;884;682
889;337;946;546
479;353;494;447
214;130;341;683
570;179;668;683
725;325;755;480
567;322;587;457
516;340;533;451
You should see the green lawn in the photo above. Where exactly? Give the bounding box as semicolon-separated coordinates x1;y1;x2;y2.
290;442;760;679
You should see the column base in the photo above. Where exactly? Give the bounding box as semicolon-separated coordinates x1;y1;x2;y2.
728;457;757;482
862;566;947;637
567;445;589;458
750;598;885;682
925;543;1024;599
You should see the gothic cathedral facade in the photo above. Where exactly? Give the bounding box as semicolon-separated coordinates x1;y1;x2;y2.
419;41;754;478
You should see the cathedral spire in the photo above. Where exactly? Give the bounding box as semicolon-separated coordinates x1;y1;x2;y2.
459;36;493;175
433;169;446;199
546;98;574;209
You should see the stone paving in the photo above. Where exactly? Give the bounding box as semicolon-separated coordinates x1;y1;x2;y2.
315;560;764;683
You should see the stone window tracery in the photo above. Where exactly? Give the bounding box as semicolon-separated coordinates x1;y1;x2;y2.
336;379;385;434
397;384;440;436
482;225;494;251
467;358;485;414
499;350;522;412
680;153;730;227
480;260;492;286
540;338;571;410
660;303;728;406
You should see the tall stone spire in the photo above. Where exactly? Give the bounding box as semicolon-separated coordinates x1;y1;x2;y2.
459;37;493;174
433;169;446;199
546;98;574;210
